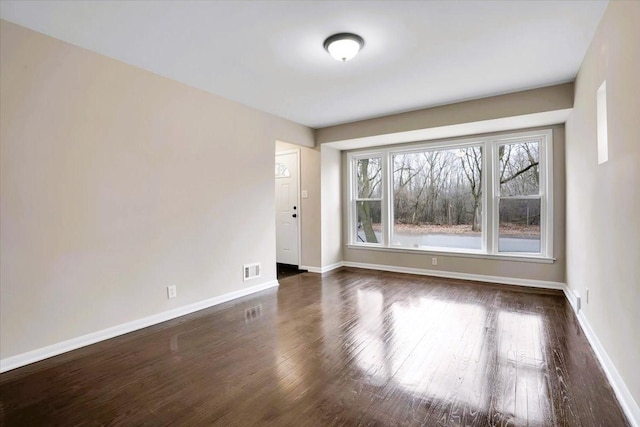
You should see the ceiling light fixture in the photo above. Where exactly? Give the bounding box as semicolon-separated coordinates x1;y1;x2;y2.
323;33;365;62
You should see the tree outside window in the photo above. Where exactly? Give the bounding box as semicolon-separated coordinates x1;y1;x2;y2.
349;130;552;257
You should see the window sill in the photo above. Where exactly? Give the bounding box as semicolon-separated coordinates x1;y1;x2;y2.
346;244;556;264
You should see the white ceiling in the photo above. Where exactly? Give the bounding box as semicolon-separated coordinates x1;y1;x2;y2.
0;1;608;129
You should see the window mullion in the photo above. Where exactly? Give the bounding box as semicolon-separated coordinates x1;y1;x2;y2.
499;195;542;200
384;151;392;247
351;154;357;244
543;135;553;258
485;141;494;255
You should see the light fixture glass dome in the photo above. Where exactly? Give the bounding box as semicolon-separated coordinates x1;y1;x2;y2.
323;33;364;62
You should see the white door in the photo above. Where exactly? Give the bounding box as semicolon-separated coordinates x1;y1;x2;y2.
275;151;299;265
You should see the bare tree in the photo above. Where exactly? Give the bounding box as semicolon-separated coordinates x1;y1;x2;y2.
356;158;381;242
499;142;539;194
362;141;540;241
459;147;483;231
498;142;540;226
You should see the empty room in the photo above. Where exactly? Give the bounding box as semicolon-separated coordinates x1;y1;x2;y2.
1;1;638;426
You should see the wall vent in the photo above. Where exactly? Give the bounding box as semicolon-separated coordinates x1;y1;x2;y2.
243;263;261;281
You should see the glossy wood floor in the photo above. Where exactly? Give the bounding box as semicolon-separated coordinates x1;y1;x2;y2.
0;268;629;426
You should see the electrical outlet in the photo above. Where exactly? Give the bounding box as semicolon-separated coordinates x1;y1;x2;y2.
586;288;590;304
432;257;438;266
167;285;177;299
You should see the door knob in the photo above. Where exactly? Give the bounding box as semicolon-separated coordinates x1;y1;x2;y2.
292;213;297;218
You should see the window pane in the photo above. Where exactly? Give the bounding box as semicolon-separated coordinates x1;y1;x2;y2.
392;147;482;250
275;162;290;178
356;201;382;244
499;141;540;196
356;158;382;199
499;198;541;253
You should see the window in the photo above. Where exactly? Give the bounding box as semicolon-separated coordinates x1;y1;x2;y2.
347;130;553;259
353;156;383;244
597;81;608;164
391;145;484;251
275;162;291;178
496;139;542;253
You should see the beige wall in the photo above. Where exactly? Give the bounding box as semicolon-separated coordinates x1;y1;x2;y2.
320;145;342;267
340;125;566;284
565;0;640;407
0;20;313;360
274;141;341;270
317;83;573;144
275;141;321;268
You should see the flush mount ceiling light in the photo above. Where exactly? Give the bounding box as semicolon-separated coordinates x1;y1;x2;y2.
323;33;365;62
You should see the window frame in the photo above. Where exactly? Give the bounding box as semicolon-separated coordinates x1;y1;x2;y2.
351;152;386;247
490;131;553;257
346;129;554;262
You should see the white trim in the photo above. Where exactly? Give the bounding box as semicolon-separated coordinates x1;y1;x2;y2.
300;262;344;274
0;280;279;373
346;244;556;263
564;291;639;427
342;261;564;290
562;285;580;313
348;152;386;246
321;262;345;273
275;149;302;267
492;130;553;257
294;150;302;267
345;128;554;259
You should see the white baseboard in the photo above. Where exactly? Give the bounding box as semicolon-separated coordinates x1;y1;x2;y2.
574;306;640;426
342;261;565;290
564;285;582;316
563;285;580;313
299;265;320;273
0;280;279;373
300;262;344;274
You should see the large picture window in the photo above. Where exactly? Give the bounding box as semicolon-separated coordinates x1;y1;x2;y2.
392;145;483;251
348;130;553;259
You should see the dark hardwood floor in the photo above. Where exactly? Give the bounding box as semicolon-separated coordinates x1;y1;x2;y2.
0;268;629;426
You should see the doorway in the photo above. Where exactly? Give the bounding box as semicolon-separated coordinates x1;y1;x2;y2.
275;150;300;269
